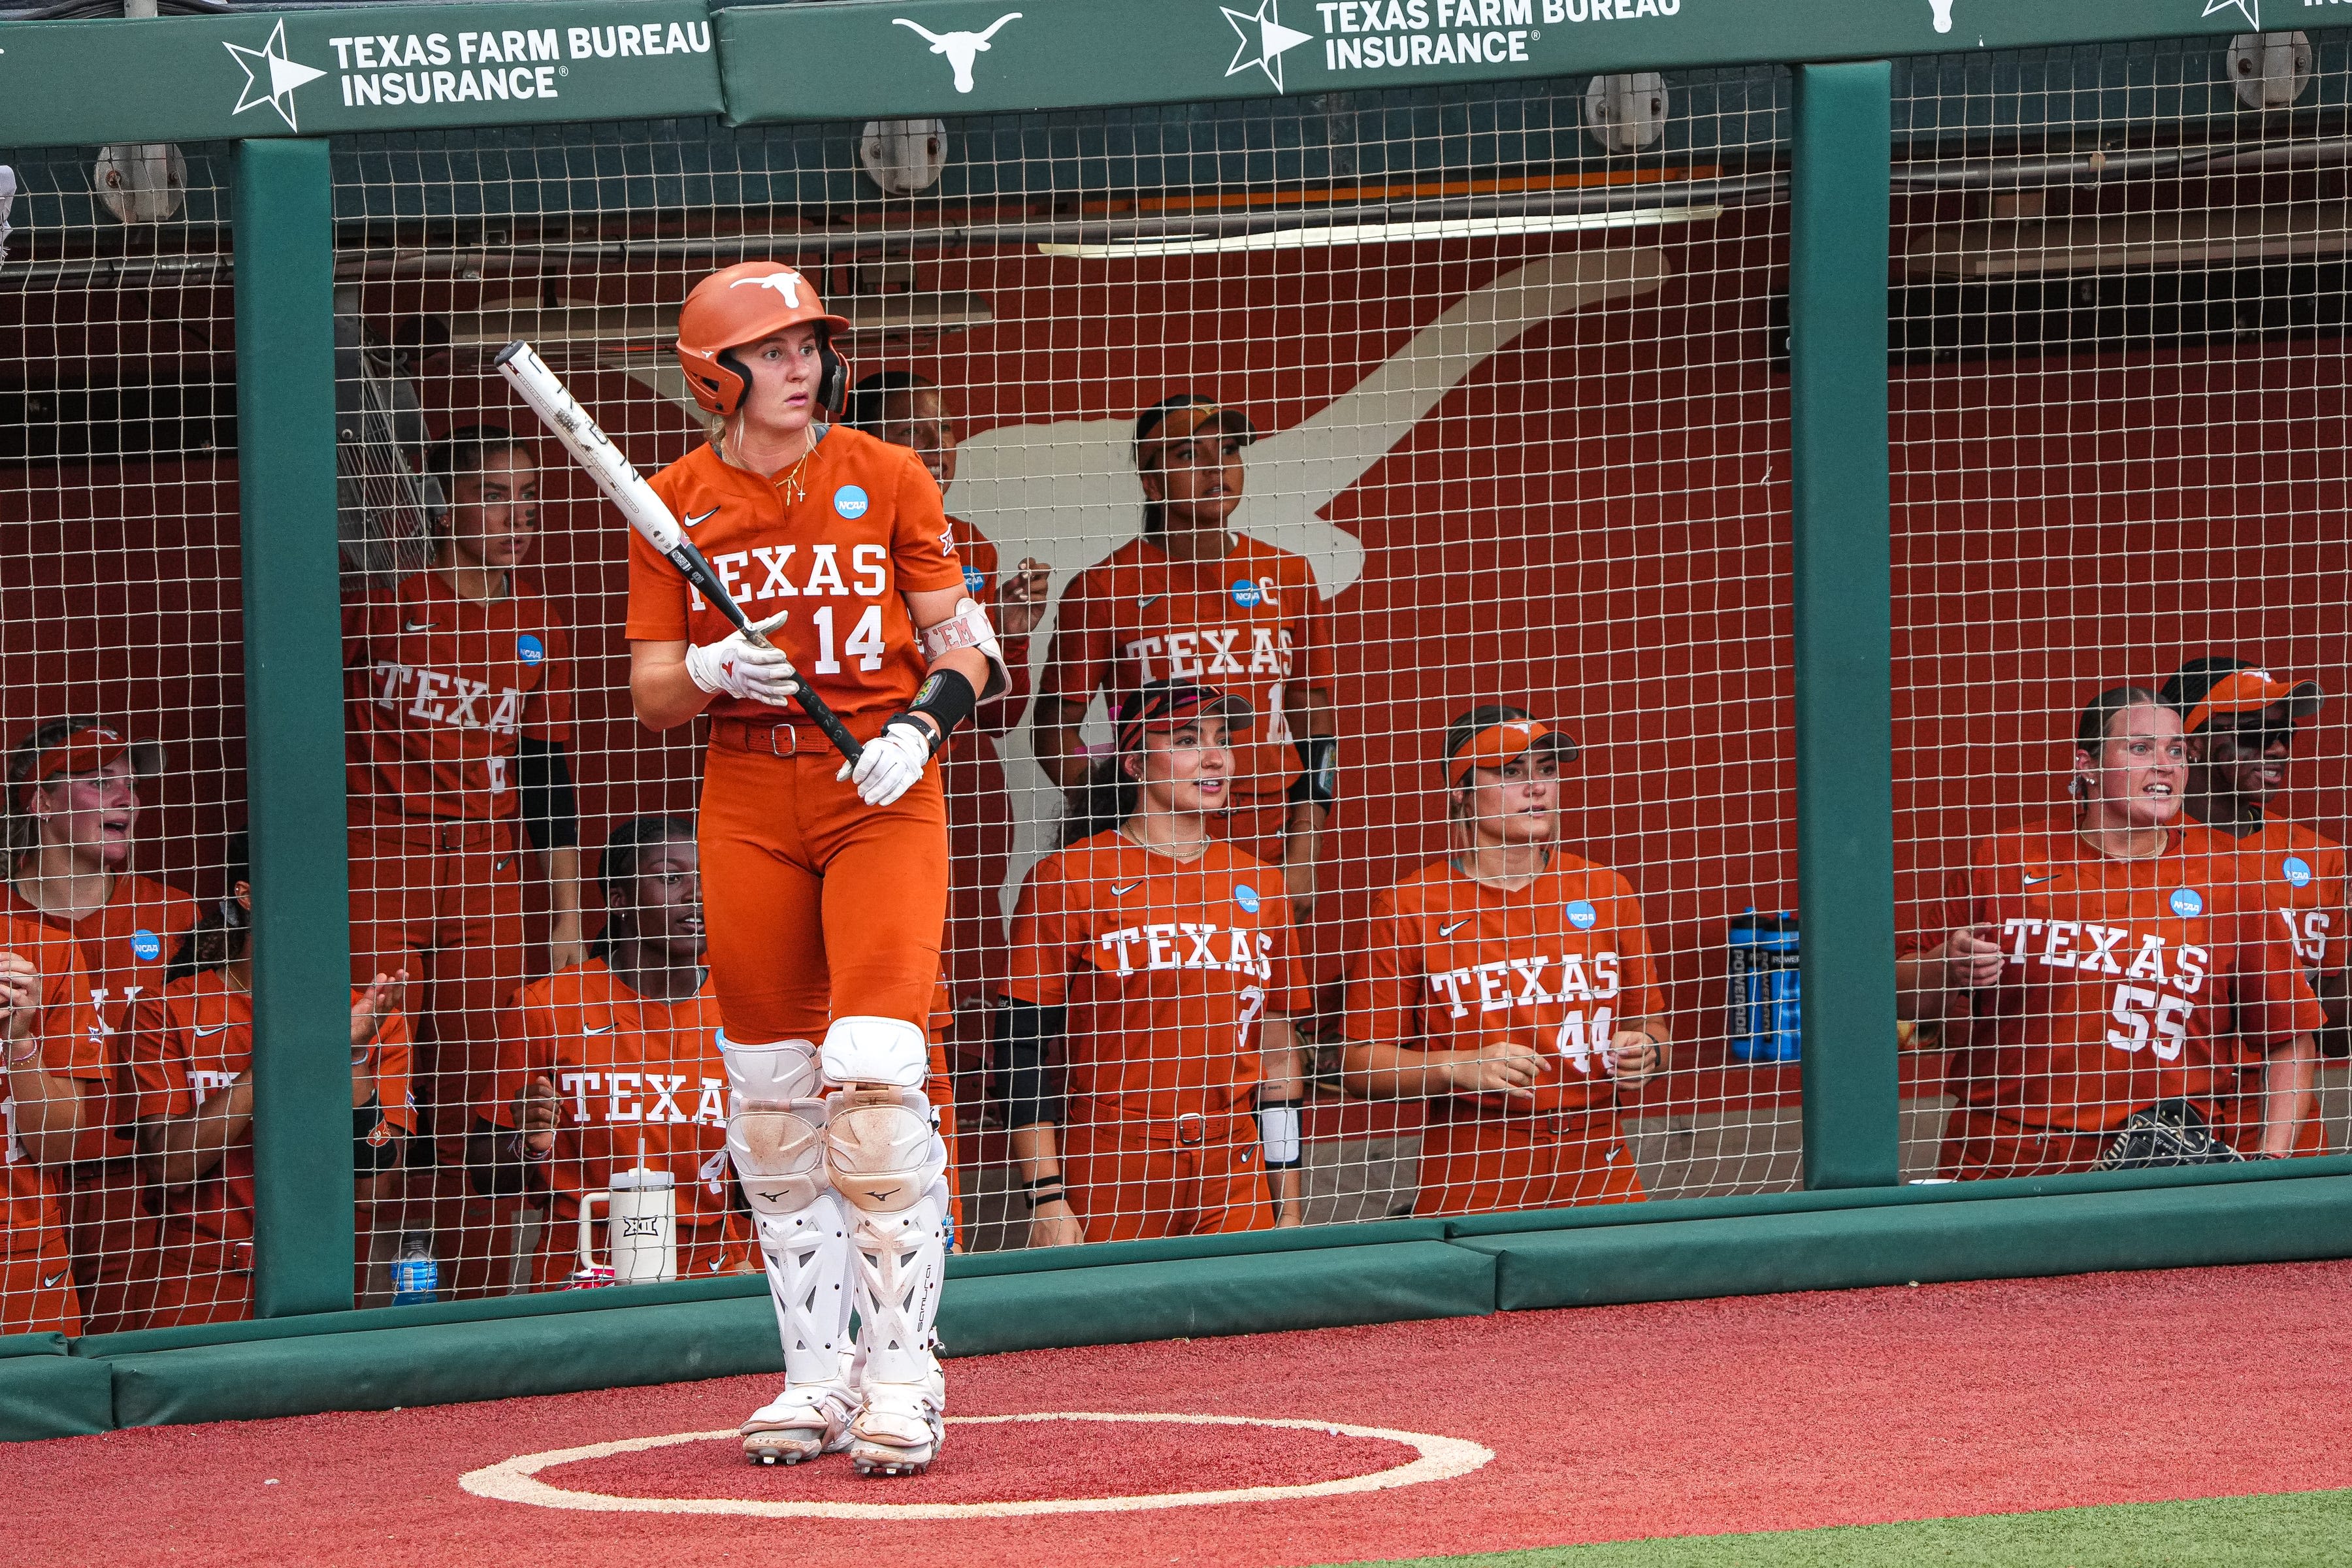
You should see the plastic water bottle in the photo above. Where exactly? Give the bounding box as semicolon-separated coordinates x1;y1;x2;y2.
1727;910;1801;1062
391;1233;439;1306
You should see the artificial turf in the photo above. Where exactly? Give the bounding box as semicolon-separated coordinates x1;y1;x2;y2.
1338;1488;2352;1567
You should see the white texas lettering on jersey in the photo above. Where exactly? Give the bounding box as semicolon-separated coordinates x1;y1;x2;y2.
1997;919;2209;996
1122;625;1298;683
372;664;528;734
1096;923;1275;980
557;1071;729;1127
1429;949;1623;1019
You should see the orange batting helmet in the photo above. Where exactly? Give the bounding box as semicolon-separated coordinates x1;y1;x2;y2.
675;261;853;418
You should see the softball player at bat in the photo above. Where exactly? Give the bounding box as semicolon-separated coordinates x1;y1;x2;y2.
0;918;101;1336
630;263;1007;1475
2160;660;2346;1156
1000;680;1310;1245
1034;396;1338;914
474;817;754;1290
1340;708;1671;1216
1899;687;2321;1177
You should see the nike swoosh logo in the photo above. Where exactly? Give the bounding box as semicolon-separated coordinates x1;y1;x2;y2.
194;1023;232;1038
403;620;437;632
1138;595;1164;609
2023;874;2059;887
1111;881;1142;896
583;1024;616;1035
42;1270;67;1288
1439;919;1471;938
683;507;719;529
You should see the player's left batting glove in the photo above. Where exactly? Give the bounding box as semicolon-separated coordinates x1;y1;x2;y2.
842;717;935;807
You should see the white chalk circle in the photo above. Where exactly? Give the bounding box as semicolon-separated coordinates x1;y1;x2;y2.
459;1411;1494;1520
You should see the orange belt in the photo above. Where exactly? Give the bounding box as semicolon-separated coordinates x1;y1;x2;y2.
710;717;820;756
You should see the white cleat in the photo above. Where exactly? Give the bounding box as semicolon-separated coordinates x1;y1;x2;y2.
847;1377;945;1477
740;1381;857;1467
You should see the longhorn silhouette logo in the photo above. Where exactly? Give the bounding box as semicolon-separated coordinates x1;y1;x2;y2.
892;13;1022;94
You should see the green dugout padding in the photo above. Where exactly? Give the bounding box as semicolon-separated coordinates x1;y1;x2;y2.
0;1353;113;1439
1455;1173;2352;1312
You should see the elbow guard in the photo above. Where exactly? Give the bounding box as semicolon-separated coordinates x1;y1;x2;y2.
1256;1094;1304;1170
995;998;1067;1128
919;595;1010;702
1287;735;1338;811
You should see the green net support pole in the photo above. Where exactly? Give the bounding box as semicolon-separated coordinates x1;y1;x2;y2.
233;137;357;1316
1789;61;1900;1190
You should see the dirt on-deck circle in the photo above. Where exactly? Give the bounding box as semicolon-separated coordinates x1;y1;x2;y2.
459;1411;1495;1520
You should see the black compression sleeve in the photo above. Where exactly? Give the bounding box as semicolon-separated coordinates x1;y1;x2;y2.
900;667;979;755
994;998;1068;1128
515;737;580;852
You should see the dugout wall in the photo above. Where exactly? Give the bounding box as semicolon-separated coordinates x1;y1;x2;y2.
3;0;2352;1438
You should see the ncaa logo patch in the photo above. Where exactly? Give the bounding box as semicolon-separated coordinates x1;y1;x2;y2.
131;928;161;962
2169;887;2204;919
1565;900;1598;930
1234;883;1262;915
2284;856;2314;889
517;634;545;666
962;565;987;595
834;485;870;519
1230;579;1262;608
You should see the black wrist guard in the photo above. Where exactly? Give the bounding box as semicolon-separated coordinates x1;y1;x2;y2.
1288;734;1338;811
996;997;1068;1128
898;667;979;756
353;1100;401;1173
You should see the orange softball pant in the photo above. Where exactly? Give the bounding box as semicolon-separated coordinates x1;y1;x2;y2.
1058;1107;1274;1242
941;740;1014;1069
1936;1108;2109;1179
698;738;949;1043
143;1228;253;1329
61;1158;158;1337
0;1229;85;1337
346;817;529;1105
1414;1106;1644;1217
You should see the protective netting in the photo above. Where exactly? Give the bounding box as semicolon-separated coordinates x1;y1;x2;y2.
2;31;2344;1335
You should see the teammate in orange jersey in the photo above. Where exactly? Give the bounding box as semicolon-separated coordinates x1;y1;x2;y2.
128;838;412;1327
1033;395;1338;913
343;425;584;1293
472;817;755;1289
0;921;102;1336
632;263;1008;1475
1900;688;2321;1177
2159;659;2346;1155
851;372;1049;1077
1000;680;1309;1246
2;719;200;1333
1339;707;1670;1217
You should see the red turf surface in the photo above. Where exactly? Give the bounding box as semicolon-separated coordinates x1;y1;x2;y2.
12;1260;2352;1568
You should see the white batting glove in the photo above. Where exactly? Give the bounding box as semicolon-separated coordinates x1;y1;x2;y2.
840;717;934;807
685;613;800;706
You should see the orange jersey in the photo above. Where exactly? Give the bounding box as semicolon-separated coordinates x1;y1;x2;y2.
343;570;573;822
1038;534;1330;797
126;973;417;1243
1005;834;1311;1124
1341;854;1668;1118
1936;819;2321;1135
485;960;736;1237
2181;815;2348;983
0;911;103;1253
945;515;1033;743
632;434;968;736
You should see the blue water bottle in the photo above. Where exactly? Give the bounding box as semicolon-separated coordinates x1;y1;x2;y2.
391;1232;439;1306
1727;911;1801;1062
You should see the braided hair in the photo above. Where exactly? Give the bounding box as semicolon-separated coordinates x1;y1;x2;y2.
589;815;697;962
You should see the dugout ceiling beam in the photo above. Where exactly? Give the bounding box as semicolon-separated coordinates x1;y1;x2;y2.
0;0;2276;146
233;137;359;1318
1787;61;1900;1192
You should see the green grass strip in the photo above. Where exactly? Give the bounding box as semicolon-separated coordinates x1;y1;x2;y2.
1331;1488;2352;1568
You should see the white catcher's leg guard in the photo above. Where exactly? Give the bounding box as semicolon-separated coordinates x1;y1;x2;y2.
826;1085;950;1476
723;1034;856;1465
821;1013;930;1089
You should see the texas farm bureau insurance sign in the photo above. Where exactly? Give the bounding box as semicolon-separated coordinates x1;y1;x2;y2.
0;0;722;146
719;0;2264;123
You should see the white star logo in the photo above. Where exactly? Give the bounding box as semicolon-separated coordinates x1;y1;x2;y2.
2204;0;2259;25
223;20;329;133
1222;0;1315;93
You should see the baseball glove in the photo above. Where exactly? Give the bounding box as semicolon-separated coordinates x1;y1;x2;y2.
2091;1099;2242;1171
